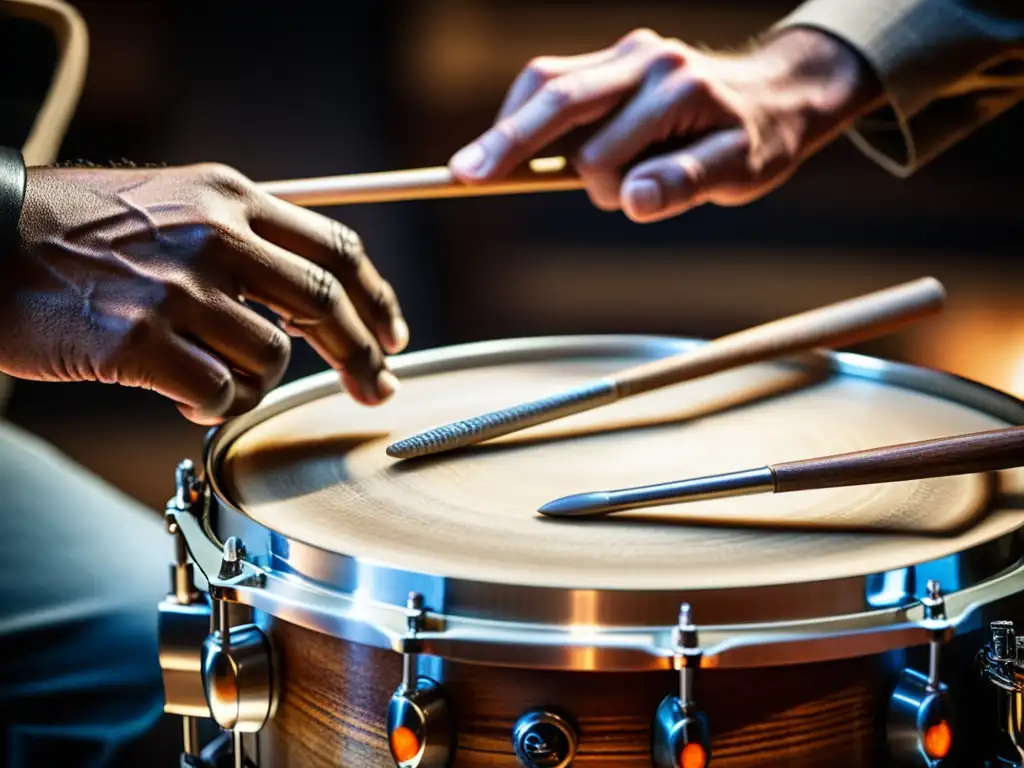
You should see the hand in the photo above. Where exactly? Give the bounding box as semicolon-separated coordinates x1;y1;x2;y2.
449;27;881;222
1;163;409;424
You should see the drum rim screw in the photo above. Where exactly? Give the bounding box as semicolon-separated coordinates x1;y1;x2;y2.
218;536;246;580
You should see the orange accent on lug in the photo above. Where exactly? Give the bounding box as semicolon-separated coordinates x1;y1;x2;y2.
923;720;952;760
390;725;421;763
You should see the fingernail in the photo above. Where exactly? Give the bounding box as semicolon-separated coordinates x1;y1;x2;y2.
624;178;663;216
386;317;409;353
450;143;486;177
376;369;400;400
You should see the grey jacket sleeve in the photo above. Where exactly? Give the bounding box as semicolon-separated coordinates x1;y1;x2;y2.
773;0;1024;177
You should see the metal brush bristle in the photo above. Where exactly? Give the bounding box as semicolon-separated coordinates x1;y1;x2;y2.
386;379;618;459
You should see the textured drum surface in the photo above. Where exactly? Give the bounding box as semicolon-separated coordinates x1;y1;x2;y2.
221;351;1024;591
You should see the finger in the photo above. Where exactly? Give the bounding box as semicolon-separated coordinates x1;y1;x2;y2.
227;231;396;406
577;73;711;210
138;333;261;425
449;48;658;182
251;194;408;354
179;290;292;395
619;127;751;223
497;48;626;121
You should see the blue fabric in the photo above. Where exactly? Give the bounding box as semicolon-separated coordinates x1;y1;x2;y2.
0;421;169;767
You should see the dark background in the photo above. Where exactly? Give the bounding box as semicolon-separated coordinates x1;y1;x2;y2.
0;2;1020;765
3;0;1021;514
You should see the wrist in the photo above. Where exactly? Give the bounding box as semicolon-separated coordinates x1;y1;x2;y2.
754;27;885;154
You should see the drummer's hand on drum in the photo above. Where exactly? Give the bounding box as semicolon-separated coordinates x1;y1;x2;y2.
0;163;408;424
449;27;882;222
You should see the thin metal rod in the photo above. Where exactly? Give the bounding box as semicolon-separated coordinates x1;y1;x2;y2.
233;730;243;768
538;467;775;517
182;716;200;756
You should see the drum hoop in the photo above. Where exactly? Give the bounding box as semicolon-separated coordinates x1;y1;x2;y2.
183;334;1024;671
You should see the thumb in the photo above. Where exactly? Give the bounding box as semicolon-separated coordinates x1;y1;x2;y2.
619;128;751;223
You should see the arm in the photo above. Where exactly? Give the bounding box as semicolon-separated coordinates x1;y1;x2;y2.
773;0;1024;177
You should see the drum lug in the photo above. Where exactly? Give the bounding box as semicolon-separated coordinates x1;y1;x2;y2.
887;580;955;766
201;538;276;734
979;619;1024;766
652;603;711;768
386;592;454;768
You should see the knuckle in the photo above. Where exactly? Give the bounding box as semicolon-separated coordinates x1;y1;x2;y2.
304;263;342;314
524;56;558;82
117;306;165;355
331;221;367;270
192;162;252;198
620;27;661;50
537;77;578;112
649;45;688;73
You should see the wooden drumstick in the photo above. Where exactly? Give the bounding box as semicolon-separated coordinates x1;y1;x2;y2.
537;425;1024;517
258;156;584;207
386;277;948;460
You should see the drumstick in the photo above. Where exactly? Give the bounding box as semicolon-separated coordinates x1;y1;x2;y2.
258;156;584;207
385;277;947;460
537;425;1024;517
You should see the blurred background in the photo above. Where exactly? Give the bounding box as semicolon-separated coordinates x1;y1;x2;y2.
1;0;1021;513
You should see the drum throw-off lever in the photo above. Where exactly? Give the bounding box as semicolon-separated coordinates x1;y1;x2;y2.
653;602;712;768
385;592;453;768
887;580;955;766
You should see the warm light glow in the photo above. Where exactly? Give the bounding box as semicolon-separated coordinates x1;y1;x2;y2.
390;726;420;763
680;742;707;768
923;720;952;759
912;300;1024;398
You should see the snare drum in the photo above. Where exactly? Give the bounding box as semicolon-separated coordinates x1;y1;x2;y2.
159;335;1024;768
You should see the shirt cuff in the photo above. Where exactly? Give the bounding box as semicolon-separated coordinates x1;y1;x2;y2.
771;0;1023;177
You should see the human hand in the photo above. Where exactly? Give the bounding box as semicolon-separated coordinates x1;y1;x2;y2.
1;163;409;424
449;27;881;222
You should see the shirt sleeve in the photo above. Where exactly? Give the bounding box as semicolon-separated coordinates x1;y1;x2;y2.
772;0;1024;177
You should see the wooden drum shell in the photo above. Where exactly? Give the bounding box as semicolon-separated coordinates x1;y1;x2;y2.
258;618;883;767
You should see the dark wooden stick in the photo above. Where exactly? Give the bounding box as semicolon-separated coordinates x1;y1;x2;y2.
772;425;1024;492
538;426;1024;517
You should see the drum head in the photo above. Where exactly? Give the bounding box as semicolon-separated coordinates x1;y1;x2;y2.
215;337;1024;598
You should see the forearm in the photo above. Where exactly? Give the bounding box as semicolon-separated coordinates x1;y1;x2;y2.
772;0;1024;176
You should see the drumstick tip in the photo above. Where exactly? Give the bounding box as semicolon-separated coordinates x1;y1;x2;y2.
537;492;614;517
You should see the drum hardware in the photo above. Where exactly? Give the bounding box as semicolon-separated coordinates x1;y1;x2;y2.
886;580;956;766
160;460;212;762
386;592;454;767
201;538;276;735
653;603;711;768
511;710;579;768
386;278;947;460
979;619;1024;765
